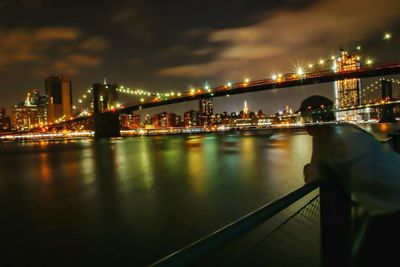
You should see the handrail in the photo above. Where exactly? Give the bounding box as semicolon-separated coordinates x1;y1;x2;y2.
150;181;320;267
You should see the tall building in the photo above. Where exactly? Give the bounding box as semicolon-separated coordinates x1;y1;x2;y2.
200;98;213;114
45;76;72;123
243;100;249;116
199;98;213;126
0;108;11;132
24;89;40;106
10;89;48;131
334;50;361;121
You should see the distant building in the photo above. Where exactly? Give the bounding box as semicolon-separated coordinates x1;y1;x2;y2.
0;108;11;132
144;114;152;127
184;110;201;127
243;100;249;116
120;114;141;129
10;89;48;131
152;112;177;128
24;89;40;106
199;98;213;126
175;115;183;127
10;105;47;131
334;50;361;121
46;76;72;123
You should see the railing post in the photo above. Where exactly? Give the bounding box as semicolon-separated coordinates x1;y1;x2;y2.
320;179;352;267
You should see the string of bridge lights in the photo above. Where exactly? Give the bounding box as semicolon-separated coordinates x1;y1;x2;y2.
73;31;395;113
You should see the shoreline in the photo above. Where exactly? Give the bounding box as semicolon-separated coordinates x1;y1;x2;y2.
1;121;399;143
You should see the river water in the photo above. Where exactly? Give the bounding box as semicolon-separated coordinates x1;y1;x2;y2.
0;123;399;266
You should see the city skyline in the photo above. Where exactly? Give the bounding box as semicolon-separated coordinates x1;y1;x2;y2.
0;0;399;112
1;2;400;266
4;73;400;122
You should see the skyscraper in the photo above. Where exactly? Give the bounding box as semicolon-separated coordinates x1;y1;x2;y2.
199;98;213;126
243;100;249;115
334;50;361;121
24;89;40;107
45;76;72;123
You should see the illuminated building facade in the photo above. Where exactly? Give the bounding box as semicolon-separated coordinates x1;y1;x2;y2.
10;89;48;131
199;98;213;126
152;112;177;128
184;110;201;127
10;105;47;131
0;108;11;132
334;50;361;121
243;100;249;116
25;89;40;106
120;114;141;129
46;76;72;123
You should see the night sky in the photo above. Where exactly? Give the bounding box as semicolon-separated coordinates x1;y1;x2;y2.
1;0;399;115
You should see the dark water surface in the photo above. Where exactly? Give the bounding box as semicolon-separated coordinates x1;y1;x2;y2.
0;123;399;266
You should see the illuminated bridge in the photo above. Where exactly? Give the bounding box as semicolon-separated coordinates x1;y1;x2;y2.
52;60;400;138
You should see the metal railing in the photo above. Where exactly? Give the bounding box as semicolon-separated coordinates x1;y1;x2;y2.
150;181;314;266
149;178;357;267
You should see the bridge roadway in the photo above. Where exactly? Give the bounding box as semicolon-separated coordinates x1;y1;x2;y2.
116;61;400;114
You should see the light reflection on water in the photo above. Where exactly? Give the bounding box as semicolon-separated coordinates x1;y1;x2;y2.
0;123;399;266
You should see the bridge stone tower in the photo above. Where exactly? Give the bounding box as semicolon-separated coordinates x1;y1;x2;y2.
380;79;396;123
92;83;121;138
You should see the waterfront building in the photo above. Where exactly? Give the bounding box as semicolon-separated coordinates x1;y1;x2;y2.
183;110;201;127
45;76;72;123
152;112;177;128
10;105;47;131
0;108;11;132
144;114;152;127
334;50;361;121
10;89;48;131
243;100;249;116
120;114;141;129
199;98;213;126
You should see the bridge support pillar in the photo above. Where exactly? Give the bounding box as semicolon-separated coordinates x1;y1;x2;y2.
379;104;396;123
379;79;396;123
94;113;121;138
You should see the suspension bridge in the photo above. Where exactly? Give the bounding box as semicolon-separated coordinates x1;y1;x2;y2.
45;59;400;138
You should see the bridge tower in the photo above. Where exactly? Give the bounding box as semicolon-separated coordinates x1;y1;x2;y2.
334;50;361;121
92;83;121;138
381;79;393;100
380;79;396;122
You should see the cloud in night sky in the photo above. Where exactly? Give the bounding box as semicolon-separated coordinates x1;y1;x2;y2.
0;27;107;77
158;0;400;79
